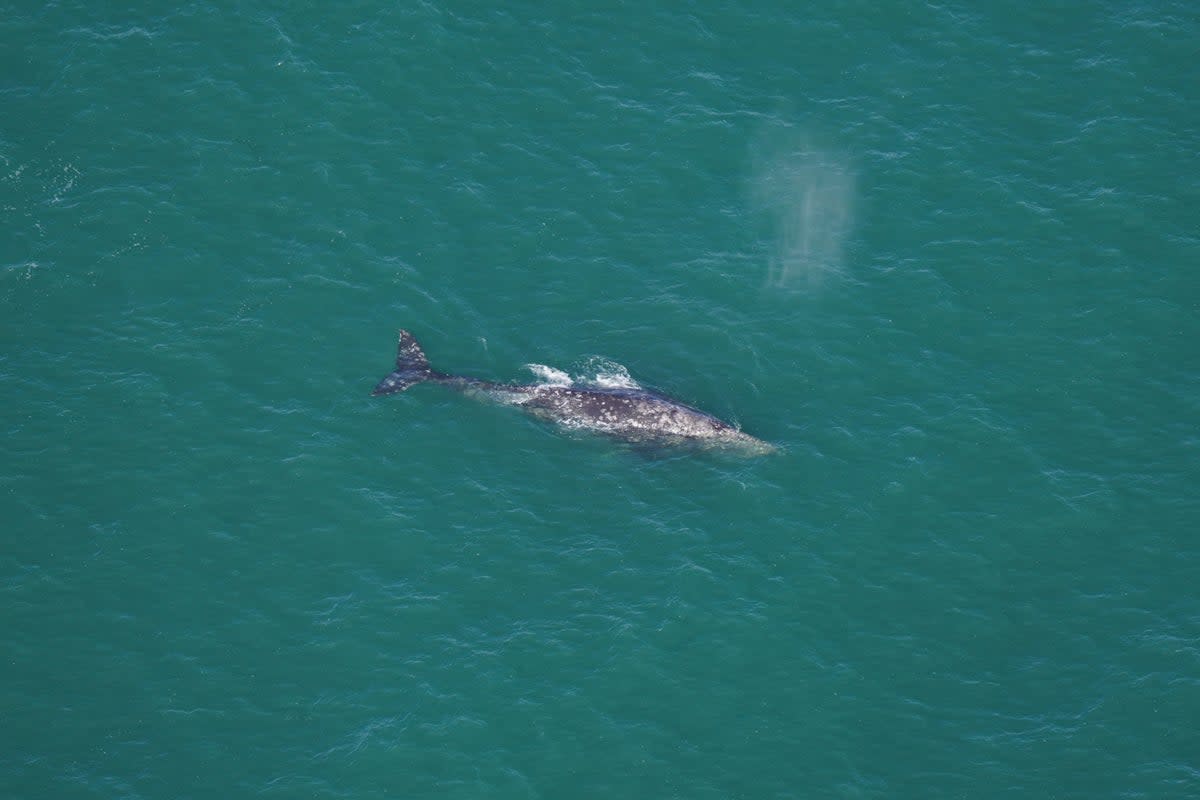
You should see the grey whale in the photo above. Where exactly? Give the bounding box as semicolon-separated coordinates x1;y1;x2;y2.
372;330;774;454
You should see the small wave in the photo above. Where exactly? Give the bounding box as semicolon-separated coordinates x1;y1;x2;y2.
523;359;642;390
581;357;641;390
524;363;572;386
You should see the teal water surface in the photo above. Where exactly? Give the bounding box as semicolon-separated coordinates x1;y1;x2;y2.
4;2;1198;798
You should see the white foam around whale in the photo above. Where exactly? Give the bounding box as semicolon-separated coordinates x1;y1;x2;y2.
524;364;572;386
583;358;641;390
525;359;642;390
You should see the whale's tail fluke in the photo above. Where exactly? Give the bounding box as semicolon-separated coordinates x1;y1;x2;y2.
372;330;438;395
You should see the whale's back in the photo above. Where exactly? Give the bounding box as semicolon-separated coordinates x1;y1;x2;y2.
517;385;769;451
373;331;775;454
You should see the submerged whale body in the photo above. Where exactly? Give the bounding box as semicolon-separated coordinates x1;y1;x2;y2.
372;330;774;454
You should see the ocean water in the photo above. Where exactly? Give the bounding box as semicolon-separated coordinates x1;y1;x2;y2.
3;1;1198;797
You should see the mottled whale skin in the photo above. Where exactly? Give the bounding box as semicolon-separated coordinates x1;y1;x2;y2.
372;330;774;454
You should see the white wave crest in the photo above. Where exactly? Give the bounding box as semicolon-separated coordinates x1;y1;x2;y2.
523;359;642;390
524;363;573;386
581;357;641;390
